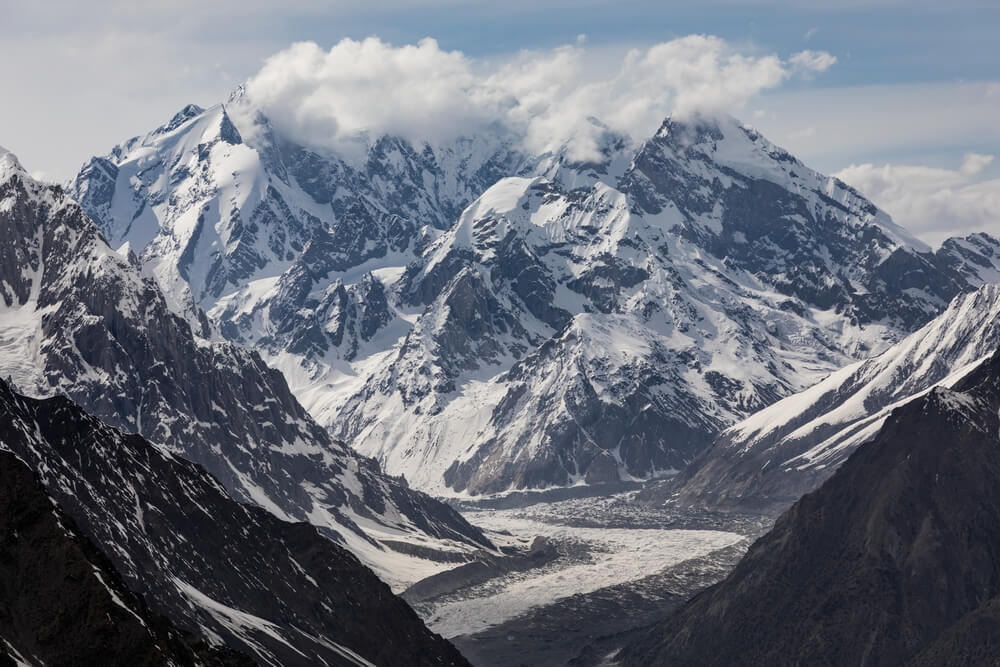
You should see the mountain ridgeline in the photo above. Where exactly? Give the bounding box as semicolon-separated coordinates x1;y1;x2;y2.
657;282;1000;513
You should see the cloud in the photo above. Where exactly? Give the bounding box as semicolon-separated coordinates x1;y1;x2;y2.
244;35;833;162
960;152;994;177
789;49;837;73
244;38;496;157
834;155;1000;247
803;27;819;41
1;1;990;182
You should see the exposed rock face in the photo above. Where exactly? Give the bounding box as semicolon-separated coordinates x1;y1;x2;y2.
907;598;1000;666
0;146;491;584
664;284;1000;512
69;100;531;312
937;232;1000;287
0;449;250;666
0;379;469;667
441;314;720;494
68;108;995;496
624;348;1000;666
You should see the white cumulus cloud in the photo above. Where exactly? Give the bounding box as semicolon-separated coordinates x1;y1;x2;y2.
244;35;834;161
835;155;1000;247
243;38;495;157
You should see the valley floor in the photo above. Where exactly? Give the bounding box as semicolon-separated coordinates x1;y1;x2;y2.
407;488;772;666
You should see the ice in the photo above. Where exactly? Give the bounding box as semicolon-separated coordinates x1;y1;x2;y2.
424;501;743;638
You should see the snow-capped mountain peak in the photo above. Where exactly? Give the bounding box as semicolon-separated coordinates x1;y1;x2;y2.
632;112;930;252
0;144;23;173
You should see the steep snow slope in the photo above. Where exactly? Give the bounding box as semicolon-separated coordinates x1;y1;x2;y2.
670;284;1000;511
1;147;491;583
70;109;987;496
69;97;629;424
0;380;468;667
70;95;537;314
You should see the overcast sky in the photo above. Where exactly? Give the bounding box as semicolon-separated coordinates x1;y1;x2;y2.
2;0;997;245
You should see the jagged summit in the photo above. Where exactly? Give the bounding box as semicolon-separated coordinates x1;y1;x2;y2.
632;111;930;252
157;103;206;134
0;145;31;183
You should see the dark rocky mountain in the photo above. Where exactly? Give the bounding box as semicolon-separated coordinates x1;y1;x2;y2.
0;448;250;667
623;347;1000;666
661;283;1000;513
907;598;1000;666
0;145;491;586
0;378;469;666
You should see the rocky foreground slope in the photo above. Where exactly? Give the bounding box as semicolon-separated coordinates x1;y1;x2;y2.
0;379;469;666
0;448;251;667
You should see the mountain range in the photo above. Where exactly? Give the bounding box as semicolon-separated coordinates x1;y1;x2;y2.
68;96;1000;497
3;79;999;666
